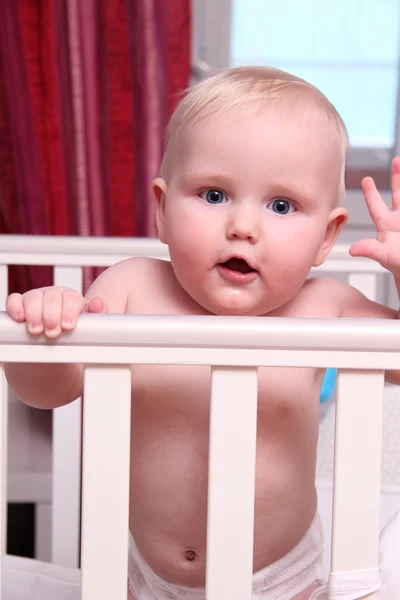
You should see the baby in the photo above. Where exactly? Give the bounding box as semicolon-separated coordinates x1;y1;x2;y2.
5;66;400;600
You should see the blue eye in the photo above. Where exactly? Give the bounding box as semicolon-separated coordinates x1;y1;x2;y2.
267;199;295;215
201;189;226;204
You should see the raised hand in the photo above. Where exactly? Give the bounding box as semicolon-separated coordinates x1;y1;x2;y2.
349;156;400;281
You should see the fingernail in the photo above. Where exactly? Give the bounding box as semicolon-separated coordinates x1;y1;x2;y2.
44;326;61;338
62;319;73;329
28;323;42;334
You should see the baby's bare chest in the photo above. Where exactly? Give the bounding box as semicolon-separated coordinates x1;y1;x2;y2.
130;363;323;428
126;268;335;423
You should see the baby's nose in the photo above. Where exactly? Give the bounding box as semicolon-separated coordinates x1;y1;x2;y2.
226;205;260;242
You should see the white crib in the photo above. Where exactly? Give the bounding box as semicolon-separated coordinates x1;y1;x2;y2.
0;236;170;568
0;234;399;600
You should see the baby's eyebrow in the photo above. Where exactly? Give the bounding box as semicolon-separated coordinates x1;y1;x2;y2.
179;172;232;186
271;184;316;203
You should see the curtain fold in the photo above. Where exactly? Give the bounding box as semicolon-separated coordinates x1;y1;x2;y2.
104;0;137;238
0;0;191;293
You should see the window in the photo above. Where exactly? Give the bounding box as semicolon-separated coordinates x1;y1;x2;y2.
194;0;400;190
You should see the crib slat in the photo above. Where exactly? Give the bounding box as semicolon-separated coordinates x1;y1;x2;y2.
206;367;258;600
331;370;384;600
51;400;82;567
81;366;131;600
0;265;8;556
52;266;83;567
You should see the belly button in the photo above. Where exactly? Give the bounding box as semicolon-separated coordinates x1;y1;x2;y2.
184;550;197;562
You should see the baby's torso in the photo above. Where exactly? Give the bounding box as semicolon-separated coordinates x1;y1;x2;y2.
120;259;340;586
128;362;322;585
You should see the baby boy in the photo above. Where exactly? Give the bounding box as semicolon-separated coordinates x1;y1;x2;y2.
6;66;400;600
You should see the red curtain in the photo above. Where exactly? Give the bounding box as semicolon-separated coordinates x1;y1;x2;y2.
0;0;191;293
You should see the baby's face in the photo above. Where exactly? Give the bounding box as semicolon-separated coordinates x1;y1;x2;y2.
155;104;347;316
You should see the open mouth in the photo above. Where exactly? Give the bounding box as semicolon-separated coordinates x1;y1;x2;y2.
221;258;256;274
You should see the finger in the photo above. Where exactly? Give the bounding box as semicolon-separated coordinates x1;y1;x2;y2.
361;177;389;226
392;156;400;211
23;290;45;335
42;288;63;338
85;296;108;314
6;293;26;322
61;290;85;330
349;239;388;267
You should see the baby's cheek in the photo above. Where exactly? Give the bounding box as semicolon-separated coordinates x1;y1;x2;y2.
171;219;206;257
168;235;202;281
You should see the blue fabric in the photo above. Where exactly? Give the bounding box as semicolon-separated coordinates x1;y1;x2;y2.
320;368;336;403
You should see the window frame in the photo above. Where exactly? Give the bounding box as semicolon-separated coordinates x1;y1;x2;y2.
190;0;400;210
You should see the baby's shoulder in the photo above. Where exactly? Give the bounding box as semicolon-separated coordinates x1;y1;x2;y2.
89;256;172;300
107;256;173;289
90;257;201;315
108;255;169;274
295;277;354;317
301;276;397;320
108;257;183;313
304;276;350;297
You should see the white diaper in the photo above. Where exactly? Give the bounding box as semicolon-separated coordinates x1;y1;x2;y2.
128;513;324;600
310;511;400;600
375;510;400;599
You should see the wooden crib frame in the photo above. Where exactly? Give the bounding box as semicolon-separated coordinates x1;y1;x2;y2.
0;234;397;600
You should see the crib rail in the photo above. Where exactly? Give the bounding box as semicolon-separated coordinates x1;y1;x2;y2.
0;234;391;600
0;313;399;600
0;234;388;571
0;233;387;269
0;234;170;265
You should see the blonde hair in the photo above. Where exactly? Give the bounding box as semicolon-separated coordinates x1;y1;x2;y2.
162;66;349;200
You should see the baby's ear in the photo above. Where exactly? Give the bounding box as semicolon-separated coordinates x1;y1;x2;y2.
313;207;348;267
153;178;168;244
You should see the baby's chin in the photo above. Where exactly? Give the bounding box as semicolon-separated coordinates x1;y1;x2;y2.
195;294;270;317
212;307;268;317
194;287;296;317
176;276;274;316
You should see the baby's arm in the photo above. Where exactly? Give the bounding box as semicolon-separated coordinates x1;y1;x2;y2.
338;280;400;384
335;158;400;383
5;260;131;409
